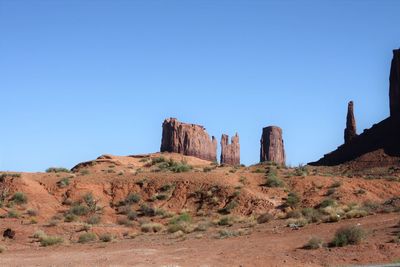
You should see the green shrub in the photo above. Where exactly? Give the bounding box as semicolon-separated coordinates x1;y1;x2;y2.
8;209;19;218
151;157;166;164
265;168;284;187
304;237;323;249
57;177;70;188
331;226;366;247
125;193;141;204
286;192;300;208
86;215;101;225
139;204;156;217
70;204;89;216
301;208;322;223
170;162;192;173
40;235;63;247
78;232;97;243
117;217;133;227
46;167;70;173
127;211;137;220
169;212;192;225
219;200;238;214
11;192;27;204
286;210;302;219
218;216;234;226
326;188;336;196
64;213;78;222
330;181;342;188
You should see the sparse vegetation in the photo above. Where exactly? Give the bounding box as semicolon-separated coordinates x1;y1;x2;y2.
257;213;273;224
141;222;163;233
8;209;20;218
99;233;113;242
125;193;141;204
219;200;238;214
57;177;70;188
46;167;70;173
40;235;63;247
303;237;324;250
86;215;101;225
285;192;300;208
265;167;284;187
331;226;366;247
78;232;97;243
11;192;27;204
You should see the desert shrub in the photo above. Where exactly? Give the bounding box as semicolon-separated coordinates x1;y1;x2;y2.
78;232;97;243
303;237;323;250
286;210;303;219
151;157;166;165
217;229;249;239
286;192;300;208
169;212;192;225
70;204;89;216
301;208;323;223
170;162;192;173
287;218;308;228
47;219;59;227
33;230;47;239
11;192;27;204
265;168;284;187
80;223;92;232
330;181;342;188
139;204;156;217
219;200;238;214
294;164;309;176
326;188;336;196
83;193;97;211
318;198;336;209
57;177;70;188
125;193;141;204
141;223;163;233
8;209;19;218
218;216;234;226
252;168;264;173
127;211;138;220
203;167;212;172
117;217;133;227
152;193;169;201
345;208;368;219
40;235;63;247
46;167;70;173
64;213;78;222
331;226;366;247
362;200;381;213
86;215;101;225
257;213;273;224
99;233;113;242
80;169;90;175
160;183;174;192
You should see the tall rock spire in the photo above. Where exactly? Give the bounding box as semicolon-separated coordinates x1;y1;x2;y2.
344;101;357;144
390;49;400;118
260;126;286;166
220;133;240;165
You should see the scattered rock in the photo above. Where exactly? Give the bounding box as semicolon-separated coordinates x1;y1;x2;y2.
220;133;240;165
260;126;286;165
3;228;15;239
160;118;217;162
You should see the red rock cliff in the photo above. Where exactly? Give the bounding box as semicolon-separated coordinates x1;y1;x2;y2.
390;49;400;118
160;118;217;162
220;133;240;165
260;126;286;165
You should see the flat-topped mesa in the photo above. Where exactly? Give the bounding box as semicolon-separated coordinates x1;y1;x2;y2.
220;133;240;165
260;126;286;166
344;101;357;144
390;49;400;118
160;118;217;162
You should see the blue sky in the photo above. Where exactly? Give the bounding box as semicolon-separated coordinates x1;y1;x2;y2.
1;0;399;172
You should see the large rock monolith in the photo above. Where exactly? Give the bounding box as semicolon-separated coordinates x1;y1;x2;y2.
390;49;400;118
160;118;217;162
260;126;286;165
344;101;357;144
220;133;240;165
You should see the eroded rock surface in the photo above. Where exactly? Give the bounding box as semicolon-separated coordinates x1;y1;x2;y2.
344;101;357;144
260;126;285;165
390;49;400;118
220;133;240;165
160;118;217;162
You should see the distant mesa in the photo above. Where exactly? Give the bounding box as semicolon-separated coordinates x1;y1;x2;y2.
220;133;240;166
160;118;217;162
260;126;286;166
310;49;400;167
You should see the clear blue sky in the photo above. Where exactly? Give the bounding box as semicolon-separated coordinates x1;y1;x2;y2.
1;0;399;172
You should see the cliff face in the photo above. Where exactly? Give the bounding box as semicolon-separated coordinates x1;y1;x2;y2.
390;49;400;118
220;133;240;166
310;49;400;167
344;101;357;144
260;126;285;166
160;118;217;162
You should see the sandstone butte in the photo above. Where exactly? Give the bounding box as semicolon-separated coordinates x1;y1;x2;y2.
220;133;240;165
260;126;286;166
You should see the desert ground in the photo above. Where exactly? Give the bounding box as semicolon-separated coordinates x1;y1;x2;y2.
0;152;399;266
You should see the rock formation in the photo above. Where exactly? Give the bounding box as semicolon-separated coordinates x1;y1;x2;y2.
390;49;400;118
220;133;240;165
160;118;217;162
344;101;357;144
260;126;286;165
310;49;400;167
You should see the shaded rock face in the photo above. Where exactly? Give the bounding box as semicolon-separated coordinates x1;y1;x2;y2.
160;118;217;162
390;49;400;118
310;49;400;167
220;133;240;165
3;228;15;239
260;126;285;165
344;101;357;144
